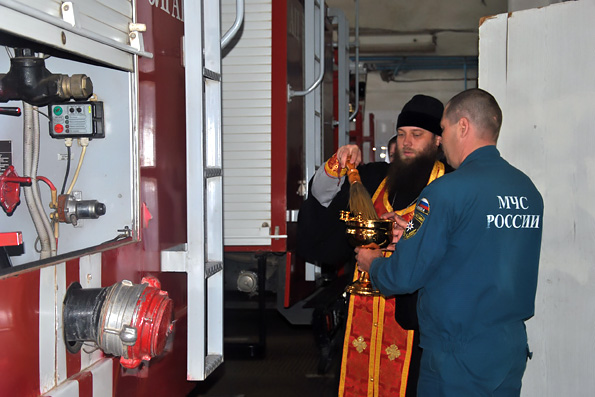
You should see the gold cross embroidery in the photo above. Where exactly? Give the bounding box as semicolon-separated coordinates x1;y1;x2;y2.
386;344;401;361
352;336;367;353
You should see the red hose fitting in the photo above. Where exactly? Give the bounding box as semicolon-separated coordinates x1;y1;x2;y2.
63;277;174;369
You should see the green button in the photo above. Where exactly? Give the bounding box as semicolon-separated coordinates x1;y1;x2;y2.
53;106;63;116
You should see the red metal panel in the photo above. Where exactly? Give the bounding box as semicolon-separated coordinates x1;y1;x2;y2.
270;0;288;253
281;0;319;306
65;259;82;379
349;105;368;159
226;245;273;252
0;269;41;397
0;2;192;396
105;2;192;395
137;0;187;257
0;2;206;395
102;0;188;286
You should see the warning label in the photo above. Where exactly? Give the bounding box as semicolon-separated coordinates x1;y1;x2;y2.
0;141;12;173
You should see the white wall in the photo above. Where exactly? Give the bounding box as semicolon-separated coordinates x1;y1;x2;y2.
508;0;564;12
480;2;595;395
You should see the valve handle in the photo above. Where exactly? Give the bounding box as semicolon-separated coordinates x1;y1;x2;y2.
0;166;31;214
0;107;22;117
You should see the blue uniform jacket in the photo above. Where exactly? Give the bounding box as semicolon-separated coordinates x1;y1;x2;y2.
370;145;543;359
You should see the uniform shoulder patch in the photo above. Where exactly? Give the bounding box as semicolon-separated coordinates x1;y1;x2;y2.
416;198;430;215
404;197;430;239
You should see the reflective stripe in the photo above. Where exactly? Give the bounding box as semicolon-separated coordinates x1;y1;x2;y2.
42;358;114;397
39;266;57;394
41;256;108;397
79;254;103;370
42;380;79;397
91;359;114;397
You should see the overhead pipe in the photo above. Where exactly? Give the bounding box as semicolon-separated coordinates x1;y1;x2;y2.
358;56;478;71
288;0;325;99
349;0;360;121
221;0;244;49
362;56;477;87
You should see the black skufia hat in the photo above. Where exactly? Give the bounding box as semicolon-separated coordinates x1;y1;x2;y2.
396;94;444;136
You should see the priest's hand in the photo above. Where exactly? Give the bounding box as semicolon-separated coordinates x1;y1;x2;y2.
336;144;362;168
355;246;382;273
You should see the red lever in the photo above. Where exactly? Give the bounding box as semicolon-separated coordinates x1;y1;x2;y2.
0;166;32;214
0;232;23;247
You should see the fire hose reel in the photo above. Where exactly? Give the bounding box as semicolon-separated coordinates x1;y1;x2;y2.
63;276;174;369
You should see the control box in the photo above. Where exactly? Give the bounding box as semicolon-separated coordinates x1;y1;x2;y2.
49;101;105;139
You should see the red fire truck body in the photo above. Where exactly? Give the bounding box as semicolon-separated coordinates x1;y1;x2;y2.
0;1;348;396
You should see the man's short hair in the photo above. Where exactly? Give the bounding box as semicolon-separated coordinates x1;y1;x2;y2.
445;88;503;139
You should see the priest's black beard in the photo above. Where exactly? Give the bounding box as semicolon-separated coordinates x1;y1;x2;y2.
386;149;438;210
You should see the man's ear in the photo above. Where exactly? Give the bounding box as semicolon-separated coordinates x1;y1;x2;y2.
458;117;470;137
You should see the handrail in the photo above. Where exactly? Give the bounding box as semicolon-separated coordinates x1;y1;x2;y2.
221;0;245;49
349;0;360;121
288;0;325;99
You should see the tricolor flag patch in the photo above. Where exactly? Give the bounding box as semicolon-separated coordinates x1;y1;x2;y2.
404;197;430;239
416;197;430;215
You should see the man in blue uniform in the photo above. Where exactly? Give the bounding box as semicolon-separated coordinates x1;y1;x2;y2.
356;88;544;396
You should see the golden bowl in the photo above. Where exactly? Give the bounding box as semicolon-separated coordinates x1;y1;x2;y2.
344;218;394;248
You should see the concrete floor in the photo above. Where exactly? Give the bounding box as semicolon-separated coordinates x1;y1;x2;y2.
188;308;341;397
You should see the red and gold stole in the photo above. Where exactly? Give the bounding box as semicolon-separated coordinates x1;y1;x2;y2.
338;161;444;397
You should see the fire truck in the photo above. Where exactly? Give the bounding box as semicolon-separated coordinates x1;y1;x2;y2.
0;0;354;395
2;0;594;395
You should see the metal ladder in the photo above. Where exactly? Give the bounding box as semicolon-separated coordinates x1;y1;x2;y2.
161;0;241;380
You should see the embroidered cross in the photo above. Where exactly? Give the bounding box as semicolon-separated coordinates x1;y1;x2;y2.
352;336;367;353
386;344;401;361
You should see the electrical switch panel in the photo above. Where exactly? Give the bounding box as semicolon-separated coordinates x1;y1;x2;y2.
49;102;105;139
1;51;136;267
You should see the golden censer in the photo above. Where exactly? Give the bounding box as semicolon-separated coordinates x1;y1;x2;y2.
340;210;394;296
